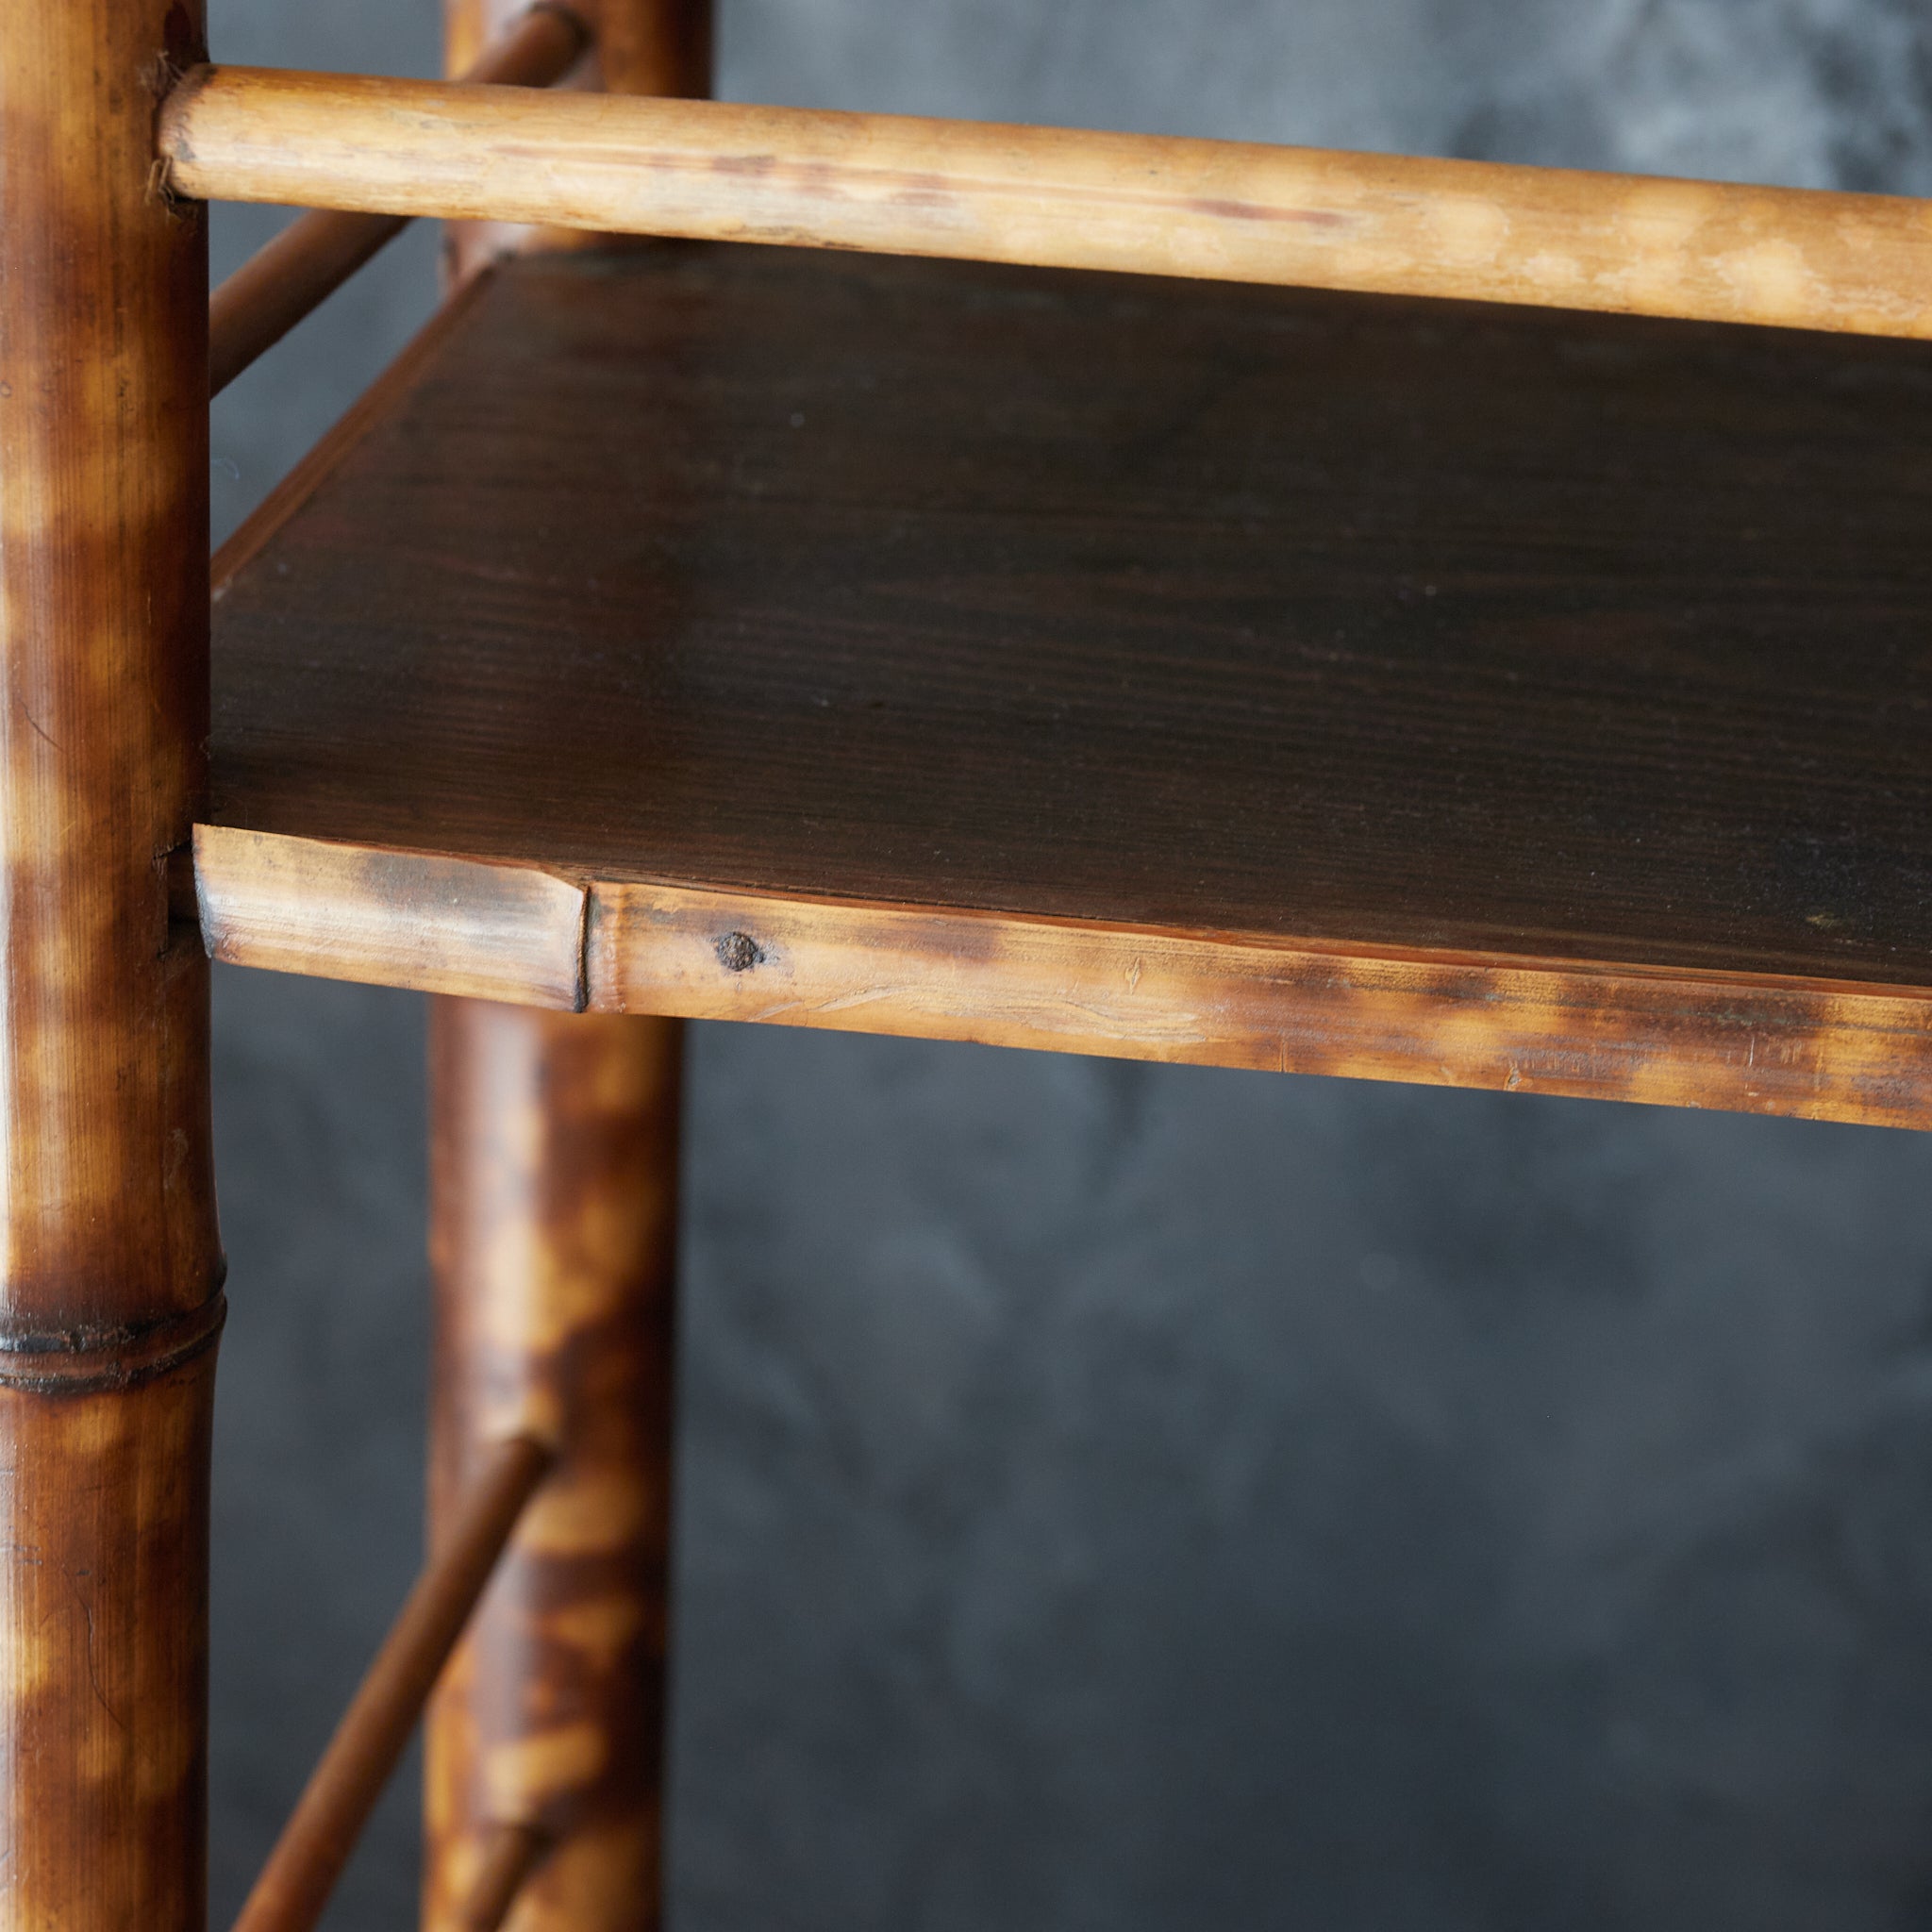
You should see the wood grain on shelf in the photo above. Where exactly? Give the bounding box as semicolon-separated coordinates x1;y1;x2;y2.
212;274;491;592
201;246;1932;1126
160;65;1932;340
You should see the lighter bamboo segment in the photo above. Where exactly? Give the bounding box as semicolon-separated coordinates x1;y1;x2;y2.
161;69;1932;339
230;1434;554;1932
208;5;590;395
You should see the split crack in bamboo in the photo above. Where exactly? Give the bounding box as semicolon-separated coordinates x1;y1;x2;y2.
164;69;1932;339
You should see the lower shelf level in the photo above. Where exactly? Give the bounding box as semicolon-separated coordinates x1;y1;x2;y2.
202;245;1932;1127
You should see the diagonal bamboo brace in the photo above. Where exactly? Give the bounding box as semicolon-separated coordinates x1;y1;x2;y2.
230;1433;555;1932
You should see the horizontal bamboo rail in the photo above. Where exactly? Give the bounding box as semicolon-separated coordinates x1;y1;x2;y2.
231;1434;554;1932
160;69;1932;339
208;5;588;396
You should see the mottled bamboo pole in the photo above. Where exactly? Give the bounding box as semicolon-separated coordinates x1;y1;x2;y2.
424;1000;686;1932
0;2;225;1928
159;67;1932;340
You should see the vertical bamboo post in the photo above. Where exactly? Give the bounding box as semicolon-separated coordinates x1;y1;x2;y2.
425;11;707;1922
423;1003;685;1932
0;2;224;1929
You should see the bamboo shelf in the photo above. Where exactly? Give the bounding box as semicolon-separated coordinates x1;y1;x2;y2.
7;0;1931;1922
200;242;1932;1128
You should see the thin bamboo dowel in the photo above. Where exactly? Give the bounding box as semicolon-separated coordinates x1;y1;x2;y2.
230;1434;555;1932
208;5;589;395
456;1824;550;1932
161;68;1932;340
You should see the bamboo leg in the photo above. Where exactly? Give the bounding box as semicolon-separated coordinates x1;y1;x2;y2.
0;2;223;1927
425;9;705;1925
422;1002;684;1932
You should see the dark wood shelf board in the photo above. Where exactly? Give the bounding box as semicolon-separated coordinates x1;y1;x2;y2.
203;244;1932;1124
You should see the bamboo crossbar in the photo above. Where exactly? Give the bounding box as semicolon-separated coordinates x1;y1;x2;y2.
208;4;588;396
229;1433;554;1932
160;68;1932;339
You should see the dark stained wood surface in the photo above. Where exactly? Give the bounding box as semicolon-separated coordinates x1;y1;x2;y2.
211;244;1932;987
206;244;1932;1120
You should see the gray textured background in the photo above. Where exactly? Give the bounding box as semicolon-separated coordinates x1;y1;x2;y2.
206;4;1932;1927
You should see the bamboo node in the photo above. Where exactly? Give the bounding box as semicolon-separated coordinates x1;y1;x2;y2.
0;1291;228;1393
